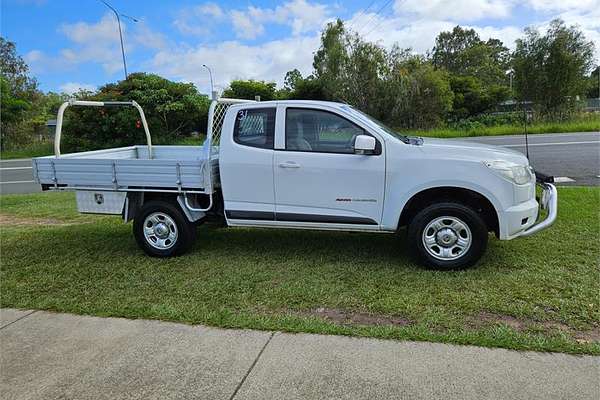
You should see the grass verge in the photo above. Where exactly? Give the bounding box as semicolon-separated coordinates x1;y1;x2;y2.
0;137;205;160
0;142;54;160
408;118;600;138
1;188;598;355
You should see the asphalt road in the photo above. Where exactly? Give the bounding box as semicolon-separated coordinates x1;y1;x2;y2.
456;131;600;186
0;158;40;195
0;132;598;195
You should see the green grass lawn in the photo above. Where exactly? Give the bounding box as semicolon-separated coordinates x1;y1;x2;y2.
1;188;598;355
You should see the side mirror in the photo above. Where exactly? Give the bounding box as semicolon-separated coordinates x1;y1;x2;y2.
354;135;376;155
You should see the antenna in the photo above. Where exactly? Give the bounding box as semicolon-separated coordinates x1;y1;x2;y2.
523;103;530;160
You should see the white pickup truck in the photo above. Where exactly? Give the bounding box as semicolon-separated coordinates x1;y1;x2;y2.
33;98;557;269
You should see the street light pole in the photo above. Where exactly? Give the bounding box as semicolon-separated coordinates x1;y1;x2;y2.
100;0;137;80
506;68;514;98
202;64;216;100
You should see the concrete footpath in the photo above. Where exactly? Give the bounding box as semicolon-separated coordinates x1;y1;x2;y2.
1;309;598;400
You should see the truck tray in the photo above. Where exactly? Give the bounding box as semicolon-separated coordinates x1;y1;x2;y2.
33;145;216;193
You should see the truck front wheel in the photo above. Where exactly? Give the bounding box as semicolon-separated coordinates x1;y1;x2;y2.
407;202;488;269
133;200;197;257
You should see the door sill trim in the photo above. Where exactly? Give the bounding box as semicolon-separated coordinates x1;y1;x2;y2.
225;210;378;225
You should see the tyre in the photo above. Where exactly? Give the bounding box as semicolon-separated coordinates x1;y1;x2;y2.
407;202;488;269
133;200;197;257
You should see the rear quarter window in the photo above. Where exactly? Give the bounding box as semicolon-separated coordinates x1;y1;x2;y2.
233;108;275;149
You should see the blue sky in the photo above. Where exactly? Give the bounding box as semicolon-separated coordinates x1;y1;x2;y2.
2;0;598;95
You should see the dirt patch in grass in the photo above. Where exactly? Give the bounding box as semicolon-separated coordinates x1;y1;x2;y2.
300;307;412;328
471;312;600;343
573;329;600;344
472;312;532;331
0;214;79;227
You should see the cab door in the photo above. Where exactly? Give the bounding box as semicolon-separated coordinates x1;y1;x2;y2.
273;106;385;227
219;106;276;222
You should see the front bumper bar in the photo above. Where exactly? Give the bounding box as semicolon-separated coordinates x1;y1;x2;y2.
518;183;557;237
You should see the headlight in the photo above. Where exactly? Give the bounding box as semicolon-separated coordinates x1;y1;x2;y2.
484;160;534;185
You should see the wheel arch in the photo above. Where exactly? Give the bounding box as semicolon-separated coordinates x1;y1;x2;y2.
124;192;210;223
124;192;179;223
397;186;500;236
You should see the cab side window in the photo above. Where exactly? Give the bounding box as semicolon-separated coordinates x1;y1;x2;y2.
233;108;275;149
285;108;371;154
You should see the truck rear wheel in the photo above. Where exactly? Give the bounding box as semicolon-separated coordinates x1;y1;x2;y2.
407;202;488;269
133;200;196;257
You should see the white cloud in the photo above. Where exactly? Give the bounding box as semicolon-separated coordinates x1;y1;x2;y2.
524;0;599;13
359;16;456;53
24;49;70;75
231;10;265;40
56;14;132;73
199;3;224;18
282;0;331;35
24;49;44;63
173;3;225;36
468;25;523;49
25;13;168;76
133;22;169;50
229;0;332;39
59;82;97;94
60;14;121;44
353;0;598;55
150;36;320;94
349;5;522;52
393;0;513;22
531;6;600;63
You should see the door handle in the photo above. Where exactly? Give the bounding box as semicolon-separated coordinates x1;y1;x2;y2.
278;161;300;169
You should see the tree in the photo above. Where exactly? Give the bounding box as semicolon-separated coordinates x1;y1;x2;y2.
0;76;30;149
0;37;38;98
449;76;509;120
276;69;305;99
222;79;277;101
313;19;347;98
61;73;210;152
432;26;510;85
0;77;29;123
431;26;511;118
313;20;389;117
287;76;329;100
432;26;481;73
586;66;599;99
283;69;303;91
513;19;595;116
0;37;44;150
384;52;454;128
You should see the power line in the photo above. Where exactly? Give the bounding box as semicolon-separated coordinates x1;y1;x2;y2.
362;5;395;38
346;0;378;31
354;0;394;35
